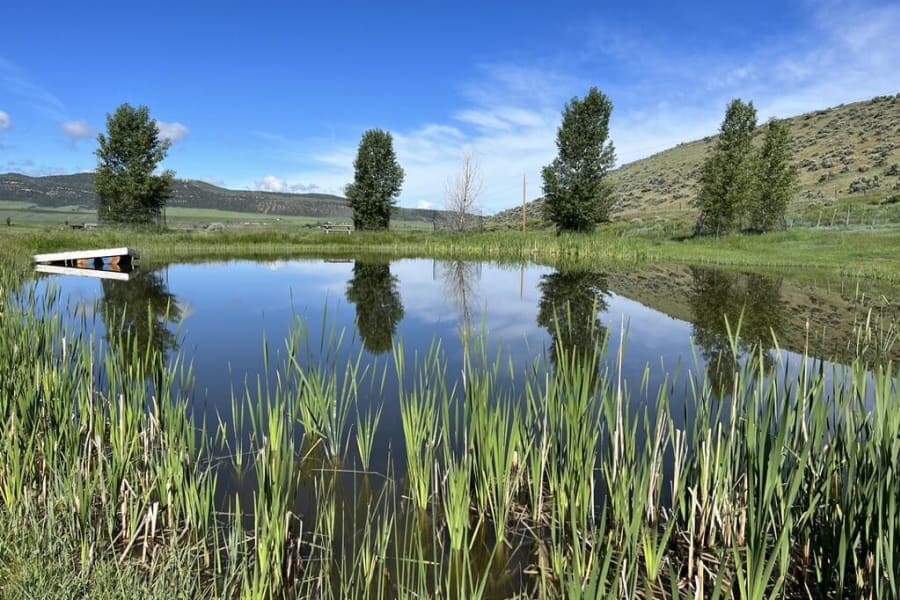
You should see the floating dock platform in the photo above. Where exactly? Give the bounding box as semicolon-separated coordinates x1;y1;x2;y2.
34;264;135;281
33;247;139;269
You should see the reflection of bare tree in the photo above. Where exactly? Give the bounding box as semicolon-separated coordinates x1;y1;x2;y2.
437;260;482;332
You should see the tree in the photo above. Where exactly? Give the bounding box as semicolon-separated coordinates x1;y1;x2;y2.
345;260;404;354
95;103;174;225
747;119;798;233
541;87;616;233
445;150;482;232
695;99;757;236
345;129;404;231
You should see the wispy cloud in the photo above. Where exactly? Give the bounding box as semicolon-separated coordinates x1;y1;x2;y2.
0;57;67;121
61;120;92;143
592;0;900;160
248;65;566;213
0;110;10;130
244;1;898;214
156;120;190;144
4;159;35;170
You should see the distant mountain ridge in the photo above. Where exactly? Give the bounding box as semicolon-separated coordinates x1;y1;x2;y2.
491;93;900;227
0;172;442;222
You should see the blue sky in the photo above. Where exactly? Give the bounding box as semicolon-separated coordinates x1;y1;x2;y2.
1;0;898;214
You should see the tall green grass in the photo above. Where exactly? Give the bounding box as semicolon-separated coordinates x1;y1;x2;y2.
1;264;899;598
5;223;900;281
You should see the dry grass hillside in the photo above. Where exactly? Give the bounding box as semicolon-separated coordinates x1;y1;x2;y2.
492;93;900;228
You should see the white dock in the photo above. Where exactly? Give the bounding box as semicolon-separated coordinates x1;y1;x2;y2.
35;264;134;281
33;247;139;267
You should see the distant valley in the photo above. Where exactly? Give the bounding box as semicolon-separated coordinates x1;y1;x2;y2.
0;172;443;223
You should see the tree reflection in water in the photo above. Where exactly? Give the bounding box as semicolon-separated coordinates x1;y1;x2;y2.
437;260;481;338
537;269;609;391
345;261;404;355
688;267;784;394
98;268;182;376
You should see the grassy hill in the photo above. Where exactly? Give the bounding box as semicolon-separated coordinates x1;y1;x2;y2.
0;173;443;224
492;93;900;229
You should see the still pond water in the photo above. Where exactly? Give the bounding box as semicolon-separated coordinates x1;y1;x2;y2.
34;258;898;437
24;258;900;596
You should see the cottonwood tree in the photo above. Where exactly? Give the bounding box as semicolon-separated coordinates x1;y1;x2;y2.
695;99;757;236
445;150;483;232
542;87;616;233
747;119;798;232
95;103;173;225
345;129;405;231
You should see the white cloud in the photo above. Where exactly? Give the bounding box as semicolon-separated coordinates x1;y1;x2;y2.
416;200;434;209
244;2;899;215
530;1;897;170
255;175;291;193
61;120;92;141
244;65;567;214
253;175;324;194
0;110;10;130
156;120;190;144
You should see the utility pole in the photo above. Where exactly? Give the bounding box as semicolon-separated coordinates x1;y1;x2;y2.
522;174;527;233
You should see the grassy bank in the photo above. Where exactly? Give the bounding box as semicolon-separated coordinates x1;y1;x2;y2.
1;264;899;598
3;224;900;281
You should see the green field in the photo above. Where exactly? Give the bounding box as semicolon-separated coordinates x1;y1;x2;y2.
3;220;900;283
0;201;435;231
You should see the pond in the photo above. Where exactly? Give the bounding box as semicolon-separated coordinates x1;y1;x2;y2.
22;257;900;597
32;257;899;454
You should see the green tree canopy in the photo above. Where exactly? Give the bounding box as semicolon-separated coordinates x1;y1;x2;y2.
345;129;405;231
695;99;757;236
94;103;174;225
541;87;616;233
747;119;798;233
345;261;404;354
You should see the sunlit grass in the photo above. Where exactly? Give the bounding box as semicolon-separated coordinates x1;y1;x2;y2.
4;223;900;281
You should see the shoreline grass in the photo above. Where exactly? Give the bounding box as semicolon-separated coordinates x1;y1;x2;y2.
2;264;899;598
3;224;900;281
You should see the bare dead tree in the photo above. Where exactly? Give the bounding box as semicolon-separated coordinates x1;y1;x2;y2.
445;150;483;232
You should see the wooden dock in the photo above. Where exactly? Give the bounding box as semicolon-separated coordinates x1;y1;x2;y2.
34;264;135;281
33;247;139;269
